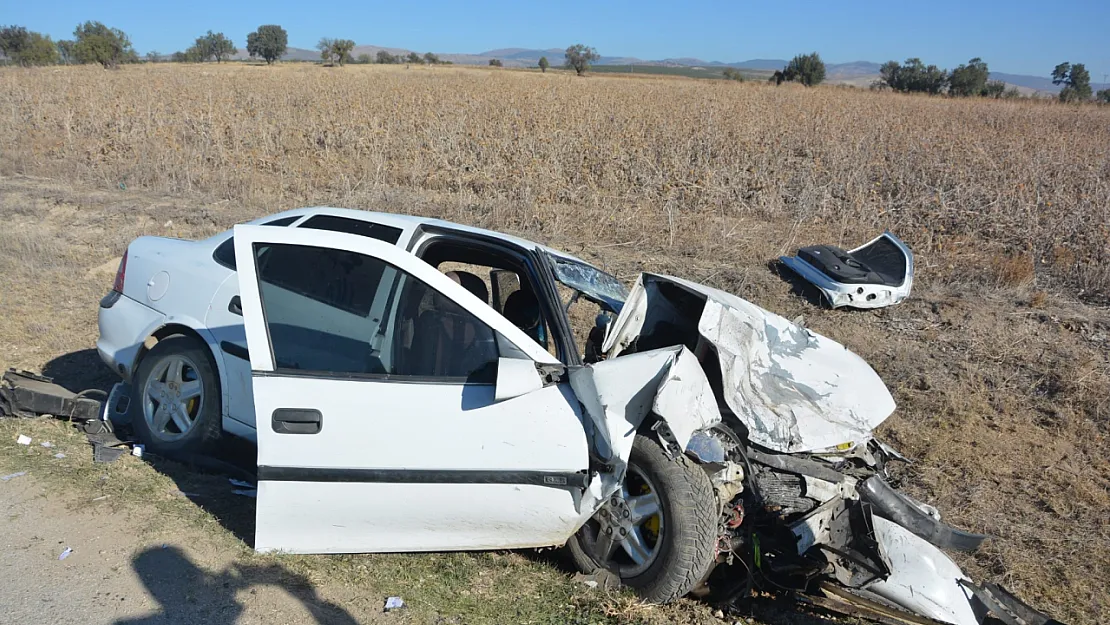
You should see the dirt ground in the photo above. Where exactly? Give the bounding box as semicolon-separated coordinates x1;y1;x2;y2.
0;173;1107;624
0;474;369;625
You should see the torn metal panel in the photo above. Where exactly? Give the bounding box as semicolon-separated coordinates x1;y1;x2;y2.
779;232;914;309
568;346;722;522
604;274;896;453
569;345;722;468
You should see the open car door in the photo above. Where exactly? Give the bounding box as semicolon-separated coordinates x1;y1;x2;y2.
232;225;591;553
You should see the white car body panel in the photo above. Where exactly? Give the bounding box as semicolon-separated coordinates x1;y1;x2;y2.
778;232;914;310
233;226;588;553
868;516;982;625
605;274;896;454
96;294;166;378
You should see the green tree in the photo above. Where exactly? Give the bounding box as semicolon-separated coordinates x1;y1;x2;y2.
56;39;75;64
949;57;990;96
332;40;354;66
170;51;187;63
488;58;502;67
982;80;1007;98
782;52;825;87
1052;62;1092;102
356;53;372;64
538;56;549;72
878;58;948;94
1097;89;1110;104
317;37;335;64
376;50;396;64
73;21;134;68
722;67;744;82
564;44;599;76
404;51;422;64
0;26;30;63
204;31;236;63
246;25;287;65
146;50;160;63
423;52;440;64
0;26;60;66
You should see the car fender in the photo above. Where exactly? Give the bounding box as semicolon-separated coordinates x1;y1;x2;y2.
568;345;722;521
135;315;226;408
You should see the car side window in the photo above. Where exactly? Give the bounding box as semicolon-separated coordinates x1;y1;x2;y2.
213;215;301;270
254;243;499;382
298;215;403;244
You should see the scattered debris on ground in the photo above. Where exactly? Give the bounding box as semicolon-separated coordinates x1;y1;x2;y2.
779;232;913;309
383;596;405;612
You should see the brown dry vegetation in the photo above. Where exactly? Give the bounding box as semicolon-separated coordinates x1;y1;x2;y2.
1;64;1108;624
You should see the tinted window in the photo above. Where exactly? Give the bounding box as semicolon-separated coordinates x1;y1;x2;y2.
256;243;498;381
299;215;403;245
212;215;301;270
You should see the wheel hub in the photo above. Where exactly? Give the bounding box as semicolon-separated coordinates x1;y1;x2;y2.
142;354;203;442
588;466;664;577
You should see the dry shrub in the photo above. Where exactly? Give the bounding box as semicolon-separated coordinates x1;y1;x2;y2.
989;251;1036;287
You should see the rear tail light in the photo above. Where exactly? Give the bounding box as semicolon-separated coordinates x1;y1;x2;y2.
112;250;128;293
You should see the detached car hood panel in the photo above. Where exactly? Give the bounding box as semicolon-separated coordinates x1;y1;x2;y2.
604;274;896;453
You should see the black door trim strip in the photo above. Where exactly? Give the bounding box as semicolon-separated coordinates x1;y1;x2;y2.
257;466;588;490
220;341;250;362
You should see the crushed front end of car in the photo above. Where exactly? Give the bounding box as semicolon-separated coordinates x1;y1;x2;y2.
586;272;1065;625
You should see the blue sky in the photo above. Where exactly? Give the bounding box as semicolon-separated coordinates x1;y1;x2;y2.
5;0;1108;78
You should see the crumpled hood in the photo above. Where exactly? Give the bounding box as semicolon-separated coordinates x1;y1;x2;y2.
603;274;896;453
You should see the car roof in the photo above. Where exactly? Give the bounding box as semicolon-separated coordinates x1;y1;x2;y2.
248;206;592;266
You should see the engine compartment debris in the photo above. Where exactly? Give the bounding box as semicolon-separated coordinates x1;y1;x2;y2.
0;369;103;420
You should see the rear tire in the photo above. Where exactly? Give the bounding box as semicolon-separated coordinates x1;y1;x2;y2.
567;434;718;603
129;335;222;456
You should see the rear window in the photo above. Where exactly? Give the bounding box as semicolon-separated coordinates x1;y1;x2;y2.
213;216;301;270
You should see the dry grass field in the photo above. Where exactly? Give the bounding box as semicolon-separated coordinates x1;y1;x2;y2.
1;63;1109;624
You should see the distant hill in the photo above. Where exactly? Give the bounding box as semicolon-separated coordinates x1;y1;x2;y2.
224;43;1103;94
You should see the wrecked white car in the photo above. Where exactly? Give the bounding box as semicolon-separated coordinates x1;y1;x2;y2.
98;210;1060;624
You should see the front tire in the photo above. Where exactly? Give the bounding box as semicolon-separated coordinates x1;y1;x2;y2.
568;434;718;603
129;335;222;455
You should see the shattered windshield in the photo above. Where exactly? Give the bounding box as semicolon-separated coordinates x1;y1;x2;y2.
549;255;628;313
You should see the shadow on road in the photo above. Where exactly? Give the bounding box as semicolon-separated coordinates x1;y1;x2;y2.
115;546;359;625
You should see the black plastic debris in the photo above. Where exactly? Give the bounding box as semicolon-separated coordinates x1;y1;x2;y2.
0;369;103;420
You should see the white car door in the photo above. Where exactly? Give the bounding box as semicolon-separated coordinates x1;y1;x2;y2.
232;225;591;554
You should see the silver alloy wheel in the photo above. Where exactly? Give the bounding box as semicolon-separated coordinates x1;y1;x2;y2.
142;354;204;442
592;465;664;577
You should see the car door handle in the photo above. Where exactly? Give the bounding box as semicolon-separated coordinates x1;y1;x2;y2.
272;409;323;435
228;296;243;316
